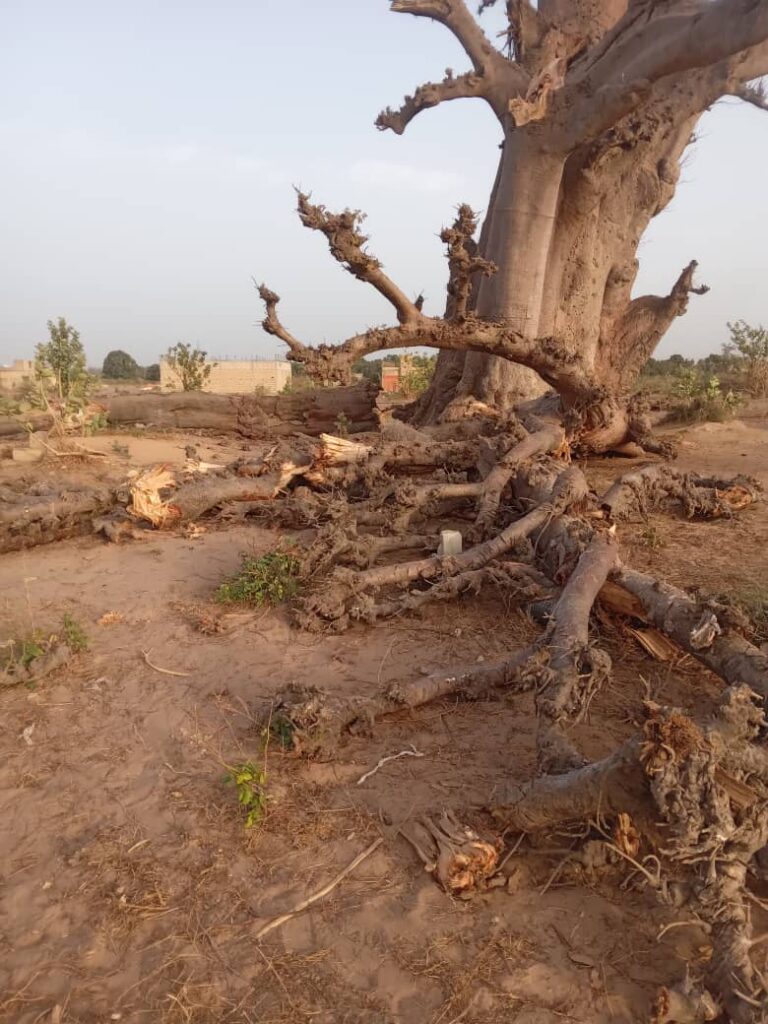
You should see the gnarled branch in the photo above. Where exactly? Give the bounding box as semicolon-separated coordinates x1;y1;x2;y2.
390;0;510;77
604;260;709;386
441;204;496;320
376;70;490;134
257;194;581;386
295;191;423;325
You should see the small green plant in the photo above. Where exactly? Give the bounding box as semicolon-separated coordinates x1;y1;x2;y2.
9;631;47;669
224;761;268;828
334;411;350;438
640;524;665;550
1;615;89;683
673;370;741;422
164;343;215;392
61;614;89;653
35;317;90;404
111;440;131;457
726;320;768;397
726;585;768;642
215;551;300;606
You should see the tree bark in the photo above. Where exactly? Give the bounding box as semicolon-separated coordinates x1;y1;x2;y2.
0;385;378;440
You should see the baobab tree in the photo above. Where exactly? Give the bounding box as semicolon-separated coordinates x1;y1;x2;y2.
259;0;768;451
251;4;768;1017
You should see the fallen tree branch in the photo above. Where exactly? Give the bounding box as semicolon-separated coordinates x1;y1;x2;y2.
254;836;384;940
535;530;619;771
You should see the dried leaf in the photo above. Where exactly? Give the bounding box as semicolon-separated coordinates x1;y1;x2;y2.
98;611;124;626
613;812;640;858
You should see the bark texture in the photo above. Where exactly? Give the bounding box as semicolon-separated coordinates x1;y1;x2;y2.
0;385;378;440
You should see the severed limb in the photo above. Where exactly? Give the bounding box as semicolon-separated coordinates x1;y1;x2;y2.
265;645;541;758
346;561;556;626
604;568;768;702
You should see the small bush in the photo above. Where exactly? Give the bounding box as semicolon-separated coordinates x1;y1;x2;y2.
224;761;268;828
672;371;741;423
215;551;300;606
2;615;89;677
164;343;214;391
61;614;89;653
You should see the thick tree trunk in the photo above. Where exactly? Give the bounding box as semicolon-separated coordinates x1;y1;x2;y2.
0;384;378;440
410;141;551;424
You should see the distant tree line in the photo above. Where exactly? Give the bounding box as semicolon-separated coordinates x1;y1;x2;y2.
102;349;160;381
641;320;768;398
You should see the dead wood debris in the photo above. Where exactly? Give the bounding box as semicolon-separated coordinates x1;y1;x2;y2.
4;402;767;1018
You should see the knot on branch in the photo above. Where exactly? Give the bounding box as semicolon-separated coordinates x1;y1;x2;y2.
440;203;496;320
671;260;710;312
257;283;282;337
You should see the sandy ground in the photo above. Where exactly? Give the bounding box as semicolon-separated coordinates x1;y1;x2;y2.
1;412;767;1024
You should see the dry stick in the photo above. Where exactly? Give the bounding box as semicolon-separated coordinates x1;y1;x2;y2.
142;650;191;678
254;837;384;941
356;746;425;785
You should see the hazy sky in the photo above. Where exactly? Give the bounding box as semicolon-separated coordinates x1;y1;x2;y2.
1;0;766;367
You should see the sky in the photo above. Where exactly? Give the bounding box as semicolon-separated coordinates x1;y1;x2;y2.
1;0;767;368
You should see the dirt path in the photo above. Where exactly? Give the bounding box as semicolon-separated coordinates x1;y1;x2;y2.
0;417;766;1023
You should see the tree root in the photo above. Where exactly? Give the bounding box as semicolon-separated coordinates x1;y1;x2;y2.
400;812;500;896
605;568;768;702
534;531;619;772
493;687;768;1022
601;464;761;521
473;421;566;537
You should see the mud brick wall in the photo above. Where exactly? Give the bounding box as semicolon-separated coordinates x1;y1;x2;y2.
161;359;291;395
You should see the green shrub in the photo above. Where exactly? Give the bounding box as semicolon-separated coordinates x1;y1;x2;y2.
102;350;141;379
224;761;268;829
164;343;214;391
672;371;741;422
215;551;300;606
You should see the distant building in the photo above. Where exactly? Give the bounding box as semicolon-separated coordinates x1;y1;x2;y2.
0;359;34;391
381;356;414;394
381;362;400;393
160;358;291;396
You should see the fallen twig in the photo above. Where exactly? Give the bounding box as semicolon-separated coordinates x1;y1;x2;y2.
142;650;191;677
255;836;384;940
357;745;425;785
